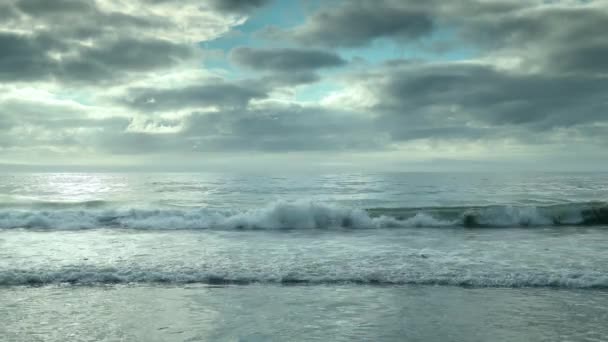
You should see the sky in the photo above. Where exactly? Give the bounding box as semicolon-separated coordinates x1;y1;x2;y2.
1;0;607;172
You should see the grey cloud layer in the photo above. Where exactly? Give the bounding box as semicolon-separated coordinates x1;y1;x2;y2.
10;0;164;40
0;32;59;81
265;0;434;47
268;0;608;76
358;62;608;142
0;0;238;84
142;0;271;13
1;0;607;164
229;47;347;86
122;81;269;111
97;106;382;155
0;32;195;83
17;0;95;16
259;0;608;145
455;3;608;75
182;107;383;152
230;47;346;71
0;99;129;150
208;0;272;13
64;38;195;83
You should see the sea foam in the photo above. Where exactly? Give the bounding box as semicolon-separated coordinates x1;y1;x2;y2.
0;200;606;230
1;266;607;288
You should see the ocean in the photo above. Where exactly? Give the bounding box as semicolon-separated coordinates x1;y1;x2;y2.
1;172;607;341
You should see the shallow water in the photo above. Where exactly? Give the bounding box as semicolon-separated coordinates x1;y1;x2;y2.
1;285;607;342
1;227;608;287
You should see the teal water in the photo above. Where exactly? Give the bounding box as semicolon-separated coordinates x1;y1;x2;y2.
1;172;607;341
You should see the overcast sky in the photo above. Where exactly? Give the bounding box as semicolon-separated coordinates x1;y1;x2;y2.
1;0;607;172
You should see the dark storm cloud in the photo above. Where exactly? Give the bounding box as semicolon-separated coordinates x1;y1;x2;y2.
230;47;346;71
264;0;434;47
122;81;268;111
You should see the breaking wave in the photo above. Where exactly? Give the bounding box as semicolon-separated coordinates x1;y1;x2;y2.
0;200;607;230
2;267;607;288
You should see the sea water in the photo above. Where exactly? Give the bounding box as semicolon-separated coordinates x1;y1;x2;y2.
1;172;607;341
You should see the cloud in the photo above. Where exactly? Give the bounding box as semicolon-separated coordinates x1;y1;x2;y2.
121;80;269;111
337;60;608;143
286;0;608;145
0;97;129;150
546;42;608;75
257;72;321;87
183;106;378;151
141;0;272;14
0;0;242;85
230;47;346;71
0;0;242;86
263;0;434;47
2;0;608;169
446;1;608;75
0;100;382;156
228;47;347;87
16;0;94;15
0;33;197;83
60;38;197;84
0;32;61;82
207;0;272;13
267;0;608;76
10;0;170;40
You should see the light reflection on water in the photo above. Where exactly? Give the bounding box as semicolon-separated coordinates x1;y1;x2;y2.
1;172;607;209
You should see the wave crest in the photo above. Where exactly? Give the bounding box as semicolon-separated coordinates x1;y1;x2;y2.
0;201;607;230
2;267;607;288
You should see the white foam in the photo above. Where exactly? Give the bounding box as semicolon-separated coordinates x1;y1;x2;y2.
473;206;555;227
0;200;603;230
400;213;456;227
0;201;413;230
1;267;606;288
